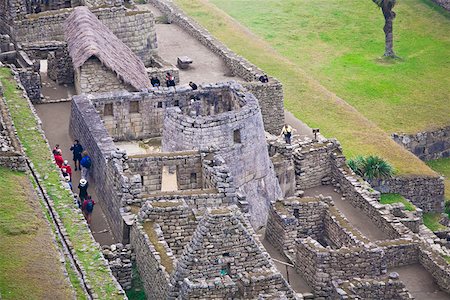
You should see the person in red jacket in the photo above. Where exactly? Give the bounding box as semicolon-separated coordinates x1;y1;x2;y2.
53;149;64;168
62;160;72;180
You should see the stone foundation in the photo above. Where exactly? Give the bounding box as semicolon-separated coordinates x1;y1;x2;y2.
102;243;134;290
392;126;450;160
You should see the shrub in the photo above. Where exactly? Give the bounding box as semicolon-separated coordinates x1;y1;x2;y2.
348;155;394;182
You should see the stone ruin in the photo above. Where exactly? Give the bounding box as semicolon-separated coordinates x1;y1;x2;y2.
1;0;449;298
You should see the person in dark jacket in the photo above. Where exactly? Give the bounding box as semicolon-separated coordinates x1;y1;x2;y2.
70;140;83;171
189;81;198;90
80;151;91;180
78;178;89;201
151;76;160;87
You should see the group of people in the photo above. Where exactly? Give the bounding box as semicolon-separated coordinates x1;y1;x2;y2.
52;140;95;225
150;74;200;91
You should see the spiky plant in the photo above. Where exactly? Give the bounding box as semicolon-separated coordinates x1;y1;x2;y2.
363;155;394;181
348;156;366;177
372;0;397;57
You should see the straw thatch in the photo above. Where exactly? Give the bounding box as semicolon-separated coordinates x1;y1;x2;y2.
65;7;151;91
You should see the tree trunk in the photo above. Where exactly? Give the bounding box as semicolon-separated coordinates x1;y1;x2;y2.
382;5;396;57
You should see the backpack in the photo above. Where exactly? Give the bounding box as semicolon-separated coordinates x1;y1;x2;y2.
81;156;91;168
85;198;94;213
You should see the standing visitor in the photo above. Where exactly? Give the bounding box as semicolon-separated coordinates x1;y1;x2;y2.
82;195;95;225
189;81;198;90
78;178;89;201
53;144;62;155
80;151;91;180
70;140;83;171
280;124;294;144
151;76;160;87
64;176;72;191
53;149;64;168
62;160;72;180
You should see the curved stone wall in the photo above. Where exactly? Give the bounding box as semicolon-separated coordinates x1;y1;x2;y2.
161;83;281;228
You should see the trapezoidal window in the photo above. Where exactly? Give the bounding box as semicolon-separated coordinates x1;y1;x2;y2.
104;103;114;116
233;129;241;144
129;101;140;113
190;172;197;184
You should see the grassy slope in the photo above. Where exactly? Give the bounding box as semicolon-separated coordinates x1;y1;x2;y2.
0;68;123;299
0;167;73;299
174;0;436;176
209;0;450;134
380;193;415;211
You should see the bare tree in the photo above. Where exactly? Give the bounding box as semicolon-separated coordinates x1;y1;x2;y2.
372;0;397;57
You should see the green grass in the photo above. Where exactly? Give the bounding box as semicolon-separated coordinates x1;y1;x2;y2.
208;0;450;135
0;167;73;299
173;0;438;177
126;263;147;300
0;68;123;299
423;212;447;232
380;193;416;211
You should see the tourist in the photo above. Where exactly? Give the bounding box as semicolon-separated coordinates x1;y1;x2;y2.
82;195;95;225
70;140;83;171
78;178;89;201
166;73;175;87
280;124;294;144
53;149;64;168
64;176;72;191
189;81;198;90
80;151;91;180
62;160;72;180
34;3;41;13
259;74;269;83
151;76;160;87
53;144;62;155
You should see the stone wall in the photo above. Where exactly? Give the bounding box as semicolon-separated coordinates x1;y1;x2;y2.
147;0;284;134
11;7;157;66
127;151;203;194
373;176;445;213
75;57;134;94
431;0;450;12
17;63;41;103
130;222;171;299
102;243;134;290
137;200;197;257
294;139;339;190
376;239;419;268
419;244;450;294
70;94;141;242
332;276;414;300
295;237;386;297
267;135;296;198
392;126;450;160
47;45;74;84
162;82;281;229
0;81;27;171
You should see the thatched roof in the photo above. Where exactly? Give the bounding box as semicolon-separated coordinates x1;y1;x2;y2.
65;7;151;91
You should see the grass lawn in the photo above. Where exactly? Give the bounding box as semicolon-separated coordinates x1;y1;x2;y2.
208;0;450;135
423;212;447;232
173;0;437;177
0;167;73;299
0;68;123;299
380;193;415;211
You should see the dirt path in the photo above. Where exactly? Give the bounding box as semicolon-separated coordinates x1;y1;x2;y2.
392;264;450;300
35;102;115;245
138;3;239;85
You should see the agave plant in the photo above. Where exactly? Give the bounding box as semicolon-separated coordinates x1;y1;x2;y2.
372;0;397;57
348;155;394;182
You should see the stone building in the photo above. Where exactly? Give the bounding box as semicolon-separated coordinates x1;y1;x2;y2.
65;7;151;94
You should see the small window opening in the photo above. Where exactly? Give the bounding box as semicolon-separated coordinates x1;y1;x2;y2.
233;130;241;144
174;100;179;106
223;252;230;257
104;103;113;116
129;101;140;113
157;101;163;108
140;175;144;186
190;172;197;184
293;208;300;218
